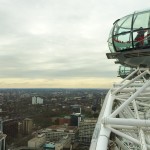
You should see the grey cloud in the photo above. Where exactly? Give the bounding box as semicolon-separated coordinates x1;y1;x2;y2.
0;66;117;79
0;0;150;84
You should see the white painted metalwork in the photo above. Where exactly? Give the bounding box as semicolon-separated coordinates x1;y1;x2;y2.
90;68;150;150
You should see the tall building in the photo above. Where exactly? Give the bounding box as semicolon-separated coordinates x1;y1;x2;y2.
70;113;81;127
22;118;33;135
79;119;97;145
0;113;6;150
32;96;36;104
0;131;6;150
32;96;43;105
37;97;43;104
3;119;18;138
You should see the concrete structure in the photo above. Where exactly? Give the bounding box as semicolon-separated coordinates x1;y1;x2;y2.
3;119;18;138
32;96;43;105
79;119;97;145
43;136;71;150
28;133;46;149
0;131;6;150
0;119;2;131
0;109;8;120
32;96;36;104
56;117;70;125
70;104;81;114
43;142;55;150
22;118;33;135
70;113;81;127
55;136;71;150
42;125;78;143
88;94;93;99
37;97;43;104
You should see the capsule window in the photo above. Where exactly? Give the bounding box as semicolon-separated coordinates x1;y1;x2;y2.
114;15;132;35
133;12;150;30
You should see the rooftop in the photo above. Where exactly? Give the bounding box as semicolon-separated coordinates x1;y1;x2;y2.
47;125;78;133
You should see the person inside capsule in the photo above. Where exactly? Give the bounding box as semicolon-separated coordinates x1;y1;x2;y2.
134;27;146;48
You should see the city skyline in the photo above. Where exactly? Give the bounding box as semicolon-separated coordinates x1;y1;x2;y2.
0;0;149;88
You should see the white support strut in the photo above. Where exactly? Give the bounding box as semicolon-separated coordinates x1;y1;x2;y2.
90;68;150;150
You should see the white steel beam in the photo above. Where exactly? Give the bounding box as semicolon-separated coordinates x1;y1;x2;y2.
113;70;148;95
110;80;150;118
90;91;112;150
102;118;150;127
95;93;114;150
90;68;150;150
133;100;147;150
108;127;150;149
120;68;139;84
115;137;130;150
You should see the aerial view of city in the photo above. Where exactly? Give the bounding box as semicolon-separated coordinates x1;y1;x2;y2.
0;88;107;150
1;0;150;150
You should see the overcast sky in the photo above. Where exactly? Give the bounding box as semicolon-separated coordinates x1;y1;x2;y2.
0;0;150;88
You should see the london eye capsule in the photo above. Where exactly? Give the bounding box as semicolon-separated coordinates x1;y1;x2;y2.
107;9;150;68
118;65;135;78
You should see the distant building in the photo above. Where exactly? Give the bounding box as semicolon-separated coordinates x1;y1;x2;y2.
74;97;81;100
79;118;97;145
3;119;18;138
42;125;78;143
43;136;71;150
43;142;55;150
32;96;43;105
55;136;71;150
32;96;36;104
20;93;30;98
0;119;2;131
70;113;81;127
0;109;8;120
0;131;6;150
37;97;43;104
56;117;70;125
28;133;46;149
88;94;93;99
51;98;57;101
70;104;81;113
0;119;7;150
22;118;33;135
